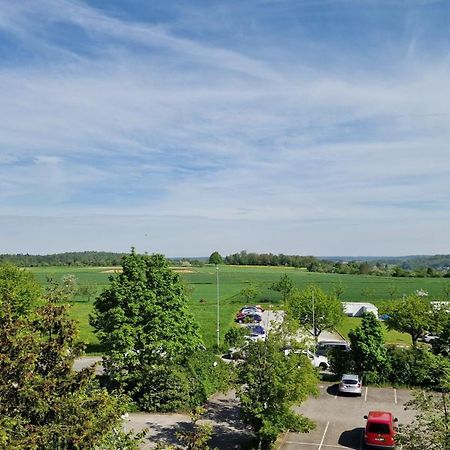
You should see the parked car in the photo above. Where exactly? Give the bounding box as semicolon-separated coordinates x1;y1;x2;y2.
339;374;362;396
283;348;329;370
222;342;250;360
239;305;264;314
421;333;439;343
363;411;398;449
316;340;350;356
245;324;266;341
235;312;262;323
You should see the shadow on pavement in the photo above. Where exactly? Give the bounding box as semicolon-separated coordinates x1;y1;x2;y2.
338;427;364;449
326;383;339;396
203;396;257;449
142;421;190;447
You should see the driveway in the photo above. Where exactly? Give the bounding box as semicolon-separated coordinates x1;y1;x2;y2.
124;390;255;449
279;382;415;450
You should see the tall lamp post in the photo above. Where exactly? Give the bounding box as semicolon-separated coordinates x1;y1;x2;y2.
312;291;316;344
216;265;220;349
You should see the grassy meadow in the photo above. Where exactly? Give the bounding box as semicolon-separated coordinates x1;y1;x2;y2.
27;265;450;352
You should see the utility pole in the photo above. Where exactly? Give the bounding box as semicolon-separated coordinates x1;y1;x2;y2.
216;265;220;349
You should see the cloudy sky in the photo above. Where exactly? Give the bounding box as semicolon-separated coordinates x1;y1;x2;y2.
0;0;449;256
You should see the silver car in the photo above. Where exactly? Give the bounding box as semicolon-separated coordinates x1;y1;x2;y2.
339;374;362;396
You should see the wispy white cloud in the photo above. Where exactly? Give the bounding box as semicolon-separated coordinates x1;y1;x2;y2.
0;0;449;254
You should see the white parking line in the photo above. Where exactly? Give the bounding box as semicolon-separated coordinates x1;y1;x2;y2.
394;388;397;404
283;443;343;449
318;421;330;450
364;386;368;401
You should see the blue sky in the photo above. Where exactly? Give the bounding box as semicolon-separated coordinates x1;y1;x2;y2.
0;0;449;256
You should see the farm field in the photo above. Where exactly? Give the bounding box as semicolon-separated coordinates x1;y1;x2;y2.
27;265;450;352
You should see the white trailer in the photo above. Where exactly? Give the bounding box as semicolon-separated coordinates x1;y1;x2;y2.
342;302;378;318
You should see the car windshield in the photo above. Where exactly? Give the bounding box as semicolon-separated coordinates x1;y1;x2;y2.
368;423;390;434
343;379;358;385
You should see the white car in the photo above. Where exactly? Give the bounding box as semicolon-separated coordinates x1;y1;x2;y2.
306;350;329;370
284;348;329;370
339;374;362;396
422;333;439;343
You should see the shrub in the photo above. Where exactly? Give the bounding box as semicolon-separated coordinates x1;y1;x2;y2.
387;346;450;388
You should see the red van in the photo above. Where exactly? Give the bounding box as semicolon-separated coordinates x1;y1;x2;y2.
363;411;398;449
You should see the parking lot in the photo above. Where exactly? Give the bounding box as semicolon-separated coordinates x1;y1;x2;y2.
279;382;415;450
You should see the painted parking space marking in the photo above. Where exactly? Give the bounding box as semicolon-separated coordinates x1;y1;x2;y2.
394;388;397;404
318;421;330;450
283;442;345;449
364;386;368;401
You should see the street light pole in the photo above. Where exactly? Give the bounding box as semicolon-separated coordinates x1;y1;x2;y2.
216;265;220;349
312;291;316;344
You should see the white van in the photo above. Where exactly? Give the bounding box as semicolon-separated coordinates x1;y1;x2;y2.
316;340;350;356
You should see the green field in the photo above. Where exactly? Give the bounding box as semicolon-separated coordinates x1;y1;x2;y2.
28;265;450;351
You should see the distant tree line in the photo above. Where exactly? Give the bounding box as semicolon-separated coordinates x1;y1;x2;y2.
0;252;210;268
0;251;126;267
223;250;322;268
212;251;450;278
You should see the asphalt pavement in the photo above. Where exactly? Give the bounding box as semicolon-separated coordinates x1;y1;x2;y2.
280;382;415;450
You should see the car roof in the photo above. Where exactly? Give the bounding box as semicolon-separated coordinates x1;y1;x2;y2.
367;411;393;422
342;374;359;380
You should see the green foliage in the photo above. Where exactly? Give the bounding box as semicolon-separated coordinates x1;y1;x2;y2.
187;351;233;407
387;346;450;388
432;311;450;356
397;388;450;450
0;263;42;318
0;264;140;449
382;295;434;345
239;285;260;303
208;251;223;265
176;407;217;450
224;326;250;348
91;250;212;411
237;333;318;448
329;347;355;377
0;251;125;267
154;407;217;450
348;312;390;383
287;285;344;339
269;274;294;303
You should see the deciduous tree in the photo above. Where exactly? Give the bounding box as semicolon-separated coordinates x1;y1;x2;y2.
91;249;205;411
397;385;450;450
237;333;317;448
269;274;294;303
382;295;434;346
0;264;139;449
287;285;344;341
208;251;223;265
348;312;389;383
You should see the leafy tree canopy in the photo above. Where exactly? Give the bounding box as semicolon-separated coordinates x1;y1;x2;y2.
0;263;42;319
348;312;390;383
382;295;435;345
397;385;450;450
286;285;344;339
0;264;139;449
237;332;318;448
269;274;294;303
91;249;206;411
208;251;223;265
